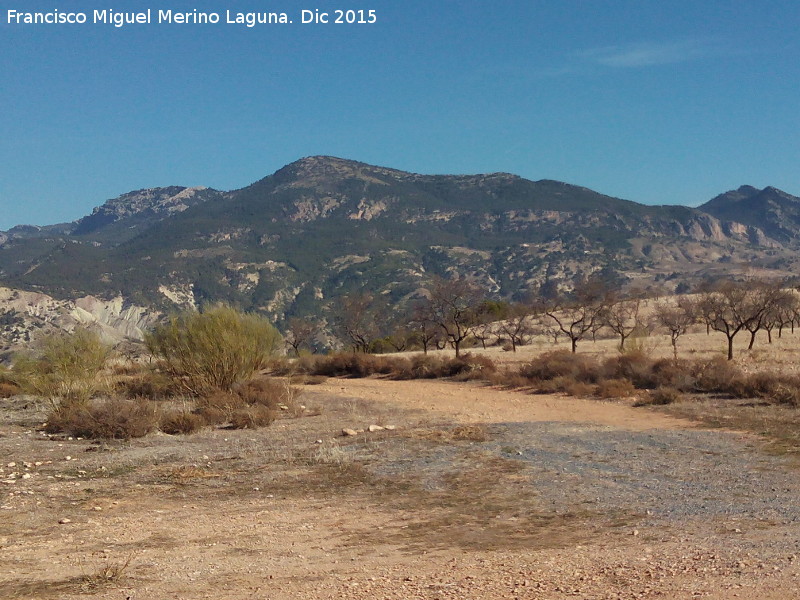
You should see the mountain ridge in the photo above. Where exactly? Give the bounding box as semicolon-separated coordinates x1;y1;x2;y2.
1;156;798;322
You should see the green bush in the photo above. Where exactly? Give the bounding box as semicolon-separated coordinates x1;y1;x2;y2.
145;305;283;395
13;328;111;406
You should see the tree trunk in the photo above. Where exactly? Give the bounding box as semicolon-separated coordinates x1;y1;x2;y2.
571;337;577;353
748;330;756;350
672;338;678;361
727;336;734;361
767;329;773;344
454;340;461;357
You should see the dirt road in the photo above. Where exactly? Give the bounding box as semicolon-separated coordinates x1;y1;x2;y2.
2;379;800;599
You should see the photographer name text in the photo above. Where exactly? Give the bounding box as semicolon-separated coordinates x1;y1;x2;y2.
6;8;378;28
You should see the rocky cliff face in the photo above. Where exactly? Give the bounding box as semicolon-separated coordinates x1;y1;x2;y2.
701;185;800;244
71;186;223;239
0;287;161;357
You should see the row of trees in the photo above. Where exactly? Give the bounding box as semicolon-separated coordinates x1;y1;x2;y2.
285;276;800;361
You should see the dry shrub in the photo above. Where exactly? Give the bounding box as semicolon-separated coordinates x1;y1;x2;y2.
0;381;20;398
46;397;158;439
729;372;800;407
602;350;657;389
195;405;228;426
237;377;305;416
487;370;531;390
636;387;683;406
195;378;301;426
450;424;490;442
159;409;205;435
236;378;283;409
521;350;599;384
108;361;144;376
116;370;178;400
530;375;574;394
564;381;597;397
650;359;696;391
305;353;385;378
390;353;497;381
448;354;497;381
195;390;245;424
230;404;276;429
692;357;742;393
391;354;443;380
595;378;636;399
765;382;800;407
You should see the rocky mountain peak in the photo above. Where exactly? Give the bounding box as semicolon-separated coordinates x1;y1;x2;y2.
72;186;219;236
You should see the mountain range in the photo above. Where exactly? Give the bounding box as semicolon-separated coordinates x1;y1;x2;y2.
1;156;799;325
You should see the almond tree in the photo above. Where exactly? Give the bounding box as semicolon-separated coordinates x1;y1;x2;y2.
334;293;385;353
541;292;606;354
603;294;646;351
409;301;442;355
654;298;695;360
498;303;534;352
694;280;780;360
284;317;317;356
424;276;482;357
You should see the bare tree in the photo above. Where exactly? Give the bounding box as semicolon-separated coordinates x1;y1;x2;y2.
334;293;385;353
541;292;606;354
694;280;778;360
731;281;794;350
603;295;646;351
424;276;483;357
498;303;534;352
284;317;317;357
409;301;442;355
773;291;800;339
654;298;695;360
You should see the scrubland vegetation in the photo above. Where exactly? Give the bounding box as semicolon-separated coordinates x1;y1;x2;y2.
3;275;800;447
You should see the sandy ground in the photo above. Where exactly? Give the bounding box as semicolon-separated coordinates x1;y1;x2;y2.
2;362;800;599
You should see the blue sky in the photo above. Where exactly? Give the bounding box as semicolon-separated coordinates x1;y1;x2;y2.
1;1;798;229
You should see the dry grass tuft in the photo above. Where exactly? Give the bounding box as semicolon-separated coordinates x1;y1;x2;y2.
79;552;134;590
168;465;221;480
415;424;490;443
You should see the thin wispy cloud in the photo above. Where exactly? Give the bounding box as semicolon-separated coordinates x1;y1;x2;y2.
579;40;718;68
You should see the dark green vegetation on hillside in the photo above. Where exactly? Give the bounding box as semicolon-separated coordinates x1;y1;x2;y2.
1;156;800;321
